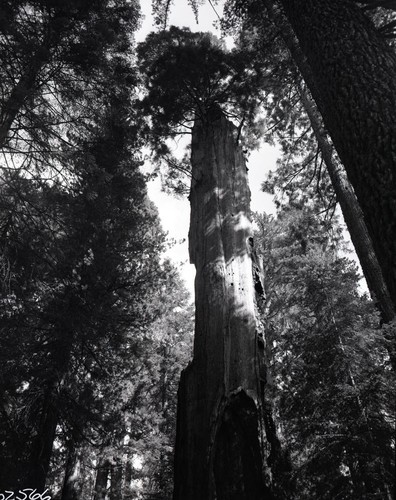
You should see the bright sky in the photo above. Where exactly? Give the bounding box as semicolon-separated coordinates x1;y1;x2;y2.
137;1;279;293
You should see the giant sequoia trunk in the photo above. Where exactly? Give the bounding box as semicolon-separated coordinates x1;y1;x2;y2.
277;0;396;308
173;109;274;499
299;89;396;324
263;0;395;326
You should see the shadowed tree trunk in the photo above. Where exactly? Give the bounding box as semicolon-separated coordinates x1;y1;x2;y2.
110;460;123;500
61;443;81;500
0;55;47;148
299;87;396;325
264;0;395;325
93;458;110;500
24;328;74;492
123;457;134;499
0;12;65;150
173;108;275;500
23;383;59;492
276;0;396;308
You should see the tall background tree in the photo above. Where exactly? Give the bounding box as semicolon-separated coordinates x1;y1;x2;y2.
254;201;395;498
221;0;396;369
263;0;396;308
0;2;194;496
0;86;172;493
138;27;289;499
0;0;140;149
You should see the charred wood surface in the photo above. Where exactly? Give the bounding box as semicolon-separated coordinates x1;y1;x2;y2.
173;111;275;500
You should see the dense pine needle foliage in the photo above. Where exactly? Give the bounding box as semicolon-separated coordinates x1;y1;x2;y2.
255;208;395;498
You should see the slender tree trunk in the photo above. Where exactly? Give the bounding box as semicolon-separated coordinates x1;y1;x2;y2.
24;328;74;491
123;458;133;499
23;384;59;492
263;0;396;369
110;460;122;500
0;56;46;148
93;458;110;500
265;0;395;322
173;108;275;499
0;10;66;149
61;443;81;500
275;0;396;308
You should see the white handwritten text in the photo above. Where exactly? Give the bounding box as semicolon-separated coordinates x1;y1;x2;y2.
0;490;51;500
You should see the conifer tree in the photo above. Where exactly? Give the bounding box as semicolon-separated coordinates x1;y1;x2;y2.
138;27;282;499
254;199;395;499
266;0;396;308
0;68;168;495
0;0;140;181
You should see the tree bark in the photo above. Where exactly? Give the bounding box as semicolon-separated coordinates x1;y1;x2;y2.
0;56;47;148
61;444;81;500
299;87;396;325
123;458;134;499
23;384;59;492
173;109;275;499
0;8;68;149
264;0;395;324
110;460;123;500
276;0;396;308
93;458;110;500
24;327;74;491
